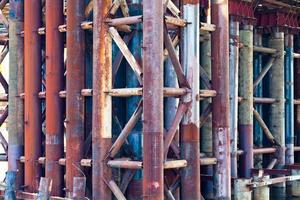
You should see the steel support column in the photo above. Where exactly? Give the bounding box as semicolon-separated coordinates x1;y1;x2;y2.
66;0;85;197
8;0;24;189
269;32;285;195
239;25;254;178
181;1;200;199
45;0;64;196
285;34;300;197
211;0;231;198
285;34;294;167
93;0;112;199
143;0;164;199
229;18;239;178
24;0;42;192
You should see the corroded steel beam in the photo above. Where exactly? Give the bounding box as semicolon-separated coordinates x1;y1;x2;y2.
180;0;201;199
93;0;112;199
211;0;231;198
24;0;42;192
45;0;64;196
66;0;85;197
142;0;164;199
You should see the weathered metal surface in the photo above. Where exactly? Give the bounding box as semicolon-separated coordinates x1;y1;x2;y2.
269;32;285;191
234;179;251;200
239;25;254;178
8;0;24;190
45;0;64;196
180;0;201;199
211;0;231;198
285;34;297;197
5;171;17;200
72;177;86;199
229;18;239;179
66;0;85;197
143;0;164;199
253;176;270;200
93;0;112;199
37;177;52;200
24;0;42;192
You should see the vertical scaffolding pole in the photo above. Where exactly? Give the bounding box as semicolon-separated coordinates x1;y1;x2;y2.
211;0;231;198
143;0;164;199
269;32;285;195
285;34;298;196
8;0;24;189
254;30;263;168
66;0;85;197
295;35;300;196
45;0;64;196
181;1;200;199
24;0;42;192
296;36;300;163
93;0;112;199
229;18;239;178
239;25;254;178
285;34;294;165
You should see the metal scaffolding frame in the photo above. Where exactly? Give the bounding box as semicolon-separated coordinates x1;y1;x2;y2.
0;0;300;199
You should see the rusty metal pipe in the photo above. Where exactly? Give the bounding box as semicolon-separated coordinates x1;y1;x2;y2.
45;0;64;196
24;0;42;192
143;0;164;199
93;0;112;199
66;0;85;197
211;0;231;198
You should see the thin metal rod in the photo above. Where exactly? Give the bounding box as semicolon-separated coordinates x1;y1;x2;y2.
229;19;239;178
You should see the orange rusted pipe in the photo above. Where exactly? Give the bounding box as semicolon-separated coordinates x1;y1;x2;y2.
45;0;64;196
24;0;42;192
66;0;85;197
93;0;112;199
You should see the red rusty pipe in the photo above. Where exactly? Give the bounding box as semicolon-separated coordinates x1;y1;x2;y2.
93;0;112;199
24;0;42;192
211;0;231;198
45;0;64;196
143;0;164;199
66;0;85;197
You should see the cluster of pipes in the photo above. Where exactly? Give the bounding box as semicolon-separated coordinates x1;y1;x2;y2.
0;0;300;199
